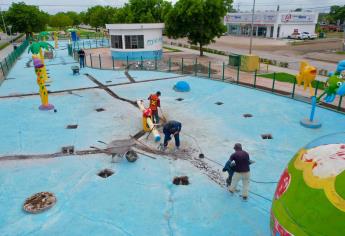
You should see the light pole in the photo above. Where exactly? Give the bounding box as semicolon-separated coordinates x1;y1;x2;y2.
8;25;12;44
249;0;256;55
0;7;7;35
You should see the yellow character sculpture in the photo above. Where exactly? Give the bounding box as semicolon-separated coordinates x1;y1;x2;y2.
296;61;317;96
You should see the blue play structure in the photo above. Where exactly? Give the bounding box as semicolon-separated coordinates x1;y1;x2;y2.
71;31;79;42
173;81;190;92
300;96;322;129
337;60;345;73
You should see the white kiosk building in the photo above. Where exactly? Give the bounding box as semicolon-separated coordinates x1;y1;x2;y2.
224;11;318;39
106;23;164;60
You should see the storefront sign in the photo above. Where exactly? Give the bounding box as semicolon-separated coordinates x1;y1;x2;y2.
224;13;277;24
281;14;315;23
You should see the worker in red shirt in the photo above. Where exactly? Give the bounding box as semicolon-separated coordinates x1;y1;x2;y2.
148;91;161;124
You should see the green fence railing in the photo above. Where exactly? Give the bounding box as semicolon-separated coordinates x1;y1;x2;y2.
68;51;345;114
0;39;29;85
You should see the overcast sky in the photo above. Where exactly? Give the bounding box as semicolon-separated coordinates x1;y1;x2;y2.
0;0;343;14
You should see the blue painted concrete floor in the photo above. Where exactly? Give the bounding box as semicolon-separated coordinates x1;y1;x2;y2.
1;40;345;236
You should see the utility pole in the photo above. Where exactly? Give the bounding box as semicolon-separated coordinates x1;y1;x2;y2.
8;25;12;44
237;3;240;12
249;0;256;54
0;6;7;35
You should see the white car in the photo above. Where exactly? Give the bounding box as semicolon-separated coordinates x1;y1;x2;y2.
288;32;317;40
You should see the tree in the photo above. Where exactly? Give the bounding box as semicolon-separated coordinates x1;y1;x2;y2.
85;6;117;29
49;13;73;30
4;2;48;37
328;5;345;25
126;0;172;23
66;11;81;26
165;0;230;56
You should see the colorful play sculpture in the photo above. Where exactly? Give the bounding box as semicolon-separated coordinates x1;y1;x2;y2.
296;61;317;96
137;100;160;142
271;132;345;236
28;42;55;110
34;58;54;110
317;73;345;103
38;31;49;42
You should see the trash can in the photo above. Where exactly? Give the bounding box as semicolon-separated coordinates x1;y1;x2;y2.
319;32;325;38
229;53;241;67
13;43;18;50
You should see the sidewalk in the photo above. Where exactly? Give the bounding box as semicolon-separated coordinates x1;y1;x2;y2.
164;38;339;73
0;35;26;60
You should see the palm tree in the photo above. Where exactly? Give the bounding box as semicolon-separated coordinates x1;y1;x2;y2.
28;41;54;63
38;31;50;41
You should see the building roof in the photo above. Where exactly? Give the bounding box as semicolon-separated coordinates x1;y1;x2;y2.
106;23;165;30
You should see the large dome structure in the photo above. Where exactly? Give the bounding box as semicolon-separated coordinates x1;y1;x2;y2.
271;132;345;236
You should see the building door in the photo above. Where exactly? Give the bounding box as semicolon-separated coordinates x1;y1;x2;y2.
277;26;280;38
270;26;274;38
258;27;267;37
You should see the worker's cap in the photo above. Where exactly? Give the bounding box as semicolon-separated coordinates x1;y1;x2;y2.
234;143;242;150
156;91;161;96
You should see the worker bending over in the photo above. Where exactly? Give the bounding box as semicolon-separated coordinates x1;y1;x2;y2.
162;120;182;151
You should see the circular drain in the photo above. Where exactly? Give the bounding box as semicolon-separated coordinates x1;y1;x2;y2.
198;153;205;158
215;102;223;105
125;150;138;162
173;176;190;185
23;192;56;214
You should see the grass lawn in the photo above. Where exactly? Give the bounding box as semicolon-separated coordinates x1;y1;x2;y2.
163;46;182;52
336;51;345;55
259;72;325;89
324;32;344;38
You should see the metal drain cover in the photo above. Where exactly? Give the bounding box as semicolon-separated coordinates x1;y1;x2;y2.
215;102;223;105
98;169;114;178
66;124;78;129
261;134;273;139
173;176;189;185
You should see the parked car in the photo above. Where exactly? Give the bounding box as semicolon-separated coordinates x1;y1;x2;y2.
288;32;317;40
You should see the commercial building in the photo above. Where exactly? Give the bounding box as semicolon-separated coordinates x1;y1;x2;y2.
106;23;164;60
224;11;318;39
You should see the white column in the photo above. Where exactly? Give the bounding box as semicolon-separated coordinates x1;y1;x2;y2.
266;26;271;38
273;24;278;39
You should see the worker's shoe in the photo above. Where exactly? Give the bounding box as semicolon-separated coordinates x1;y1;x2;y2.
242;196;248;201
158;144;167;151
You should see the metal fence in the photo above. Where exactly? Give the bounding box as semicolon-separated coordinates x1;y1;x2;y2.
0;39;29;85
71;49;345;114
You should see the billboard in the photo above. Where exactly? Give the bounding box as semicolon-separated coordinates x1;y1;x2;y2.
281;14;316;23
